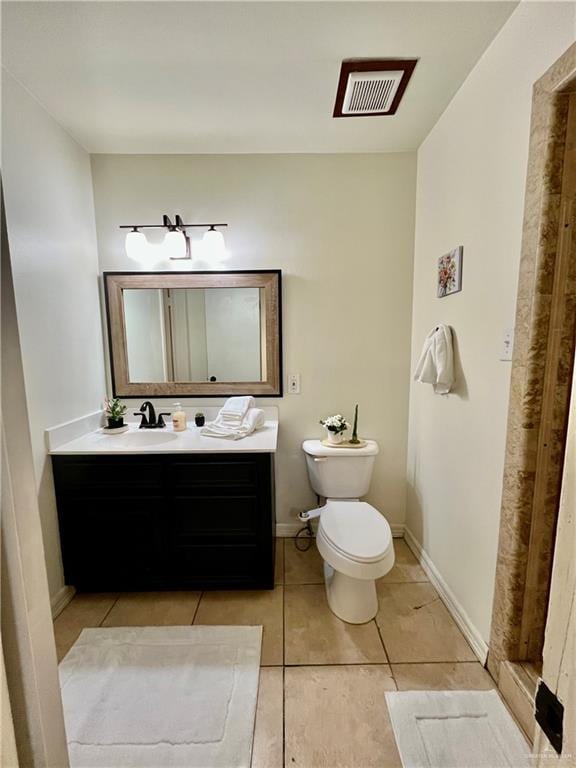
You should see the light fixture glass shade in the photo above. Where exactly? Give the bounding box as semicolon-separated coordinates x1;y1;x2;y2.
202;227;228;262
125;229;149;262
164;229;188;260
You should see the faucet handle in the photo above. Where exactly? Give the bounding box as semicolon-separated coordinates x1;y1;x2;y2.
134;412;148;428
157;413;171;428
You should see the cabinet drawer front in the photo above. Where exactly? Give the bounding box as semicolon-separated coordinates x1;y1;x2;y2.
54;458;163;495
170;496;259;539
169;459;259;489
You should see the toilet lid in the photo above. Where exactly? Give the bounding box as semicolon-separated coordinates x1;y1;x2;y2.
319;501;392;563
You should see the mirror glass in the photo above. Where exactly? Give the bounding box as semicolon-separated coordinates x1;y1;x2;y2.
123;287;263;383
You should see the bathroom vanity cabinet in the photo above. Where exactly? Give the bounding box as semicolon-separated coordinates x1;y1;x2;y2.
52;452;275;591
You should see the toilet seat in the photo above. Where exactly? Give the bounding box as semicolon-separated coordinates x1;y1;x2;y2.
319;500;392;563
316;500;395;583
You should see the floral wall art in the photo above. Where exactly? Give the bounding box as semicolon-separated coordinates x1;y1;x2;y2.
437;246;463;298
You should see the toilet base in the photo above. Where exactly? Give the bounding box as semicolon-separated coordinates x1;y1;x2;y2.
323;563;378;624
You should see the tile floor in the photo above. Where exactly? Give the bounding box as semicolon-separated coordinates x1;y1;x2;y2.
54;538;495;768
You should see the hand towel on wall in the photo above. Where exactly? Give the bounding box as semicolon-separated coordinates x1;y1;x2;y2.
414;324;454;394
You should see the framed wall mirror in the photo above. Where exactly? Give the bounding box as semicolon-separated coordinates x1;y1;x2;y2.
104;271;282;397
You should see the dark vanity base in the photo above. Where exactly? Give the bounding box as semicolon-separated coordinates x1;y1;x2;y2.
52;453;275;591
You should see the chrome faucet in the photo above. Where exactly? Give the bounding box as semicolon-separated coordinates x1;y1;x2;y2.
134;401;171;429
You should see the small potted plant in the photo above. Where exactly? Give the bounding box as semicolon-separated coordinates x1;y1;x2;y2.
194;412;205;427
104;397;127;429
320;413;349;445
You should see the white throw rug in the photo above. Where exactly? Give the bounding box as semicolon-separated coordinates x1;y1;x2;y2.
60;625;262;768
385;690;530;768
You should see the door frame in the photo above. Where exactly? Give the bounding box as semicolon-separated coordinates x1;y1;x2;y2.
489;43;576;679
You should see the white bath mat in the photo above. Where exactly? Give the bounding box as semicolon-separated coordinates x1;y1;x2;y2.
59;625;262;768
385;690;530;768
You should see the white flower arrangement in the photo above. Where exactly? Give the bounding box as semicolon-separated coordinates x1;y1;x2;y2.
319;413;349;435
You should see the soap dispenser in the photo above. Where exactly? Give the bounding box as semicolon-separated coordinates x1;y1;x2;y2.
172;403;187;432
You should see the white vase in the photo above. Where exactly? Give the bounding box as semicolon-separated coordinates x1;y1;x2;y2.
326;429;345;445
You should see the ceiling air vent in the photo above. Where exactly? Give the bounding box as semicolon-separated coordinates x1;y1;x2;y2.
333;59;418;118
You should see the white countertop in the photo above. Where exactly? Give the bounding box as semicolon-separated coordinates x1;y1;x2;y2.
49;420;278;455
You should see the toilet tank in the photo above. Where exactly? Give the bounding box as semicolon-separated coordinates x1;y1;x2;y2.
302;439;379;498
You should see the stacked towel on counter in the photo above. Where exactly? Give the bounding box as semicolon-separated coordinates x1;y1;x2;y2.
201;397;265;440
414;323;454;394
218;396;255;424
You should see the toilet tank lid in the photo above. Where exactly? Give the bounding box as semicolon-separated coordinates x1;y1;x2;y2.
302;439;379;457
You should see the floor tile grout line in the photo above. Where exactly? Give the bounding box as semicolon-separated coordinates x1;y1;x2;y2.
99;594;121;627
283;661;395;668
282;663;286;767
390;660;485;667
374;618;391;666
190;592;203;625
280;660;483;667
281;578;286;667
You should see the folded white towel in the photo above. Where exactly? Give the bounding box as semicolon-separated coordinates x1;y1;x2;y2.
219;396;255;423
201;408;265;440
414;324;454;395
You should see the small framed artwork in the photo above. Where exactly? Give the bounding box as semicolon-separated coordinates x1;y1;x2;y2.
437;246;463;298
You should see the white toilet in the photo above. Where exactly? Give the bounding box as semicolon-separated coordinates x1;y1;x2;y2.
301;439;394;624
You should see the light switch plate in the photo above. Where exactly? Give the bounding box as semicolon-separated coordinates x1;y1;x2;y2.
500;328;514;361
288;374;300;394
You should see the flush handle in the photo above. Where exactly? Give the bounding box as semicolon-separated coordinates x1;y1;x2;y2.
313;457;327;463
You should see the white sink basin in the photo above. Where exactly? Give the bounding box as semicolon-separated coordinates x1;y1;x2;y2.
117;431;180;447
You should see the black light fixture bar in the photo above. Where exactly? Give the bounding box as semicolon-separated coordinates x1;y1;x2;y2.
119;219;228;230
119;224;228;229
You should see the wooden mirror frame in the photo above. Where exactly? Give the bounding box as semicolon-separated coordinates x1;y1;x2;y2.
104;270;282;397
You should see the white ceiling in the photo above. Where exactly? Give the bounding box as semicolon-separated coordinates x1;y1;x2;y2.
2;1;517;154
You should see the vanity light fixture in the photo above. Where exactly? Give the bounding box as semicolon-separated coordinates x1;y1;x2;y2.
124;227;149;261
120;215;228;262
202;225;228;262
163;226;188;260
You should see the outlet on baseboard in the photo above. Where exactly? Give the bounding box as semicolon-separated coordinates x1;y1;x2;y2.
535;680;563;755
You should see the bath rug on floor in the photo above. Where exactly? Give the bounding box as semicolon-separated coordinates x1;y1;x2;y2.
59;625;262;768
385;690;530;768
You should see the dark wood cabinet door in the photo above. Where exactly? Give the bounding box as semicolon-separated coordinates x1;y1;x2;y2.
58;496;162;590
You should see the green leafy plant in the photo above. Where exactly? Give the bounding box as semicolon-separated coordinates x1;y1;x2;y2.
104;397;127;421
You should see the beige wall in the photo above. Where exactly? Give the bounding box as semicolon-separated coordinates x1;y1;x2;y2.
406;2;576;644
91;153;417;531
1;202;69;767
2;72;106;599
1;651;19;768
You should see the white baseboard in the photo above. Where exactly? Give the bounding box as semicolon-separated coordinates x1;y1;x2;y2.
51;585;76;619
404;527;488;665
276;522;307;537
276;522;406;538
